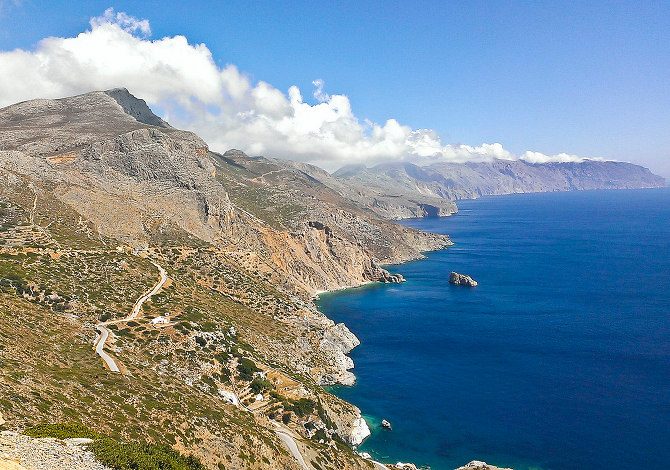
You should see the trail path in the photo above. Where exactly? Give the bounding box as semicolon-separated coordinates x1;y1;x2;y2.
249;168;290;182
93;260;168;372
274;428;310;470
29;190;37;225
90;258;378;469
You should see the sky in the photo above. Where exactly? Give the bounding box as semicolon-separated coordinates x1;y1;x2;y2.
0;1;668;176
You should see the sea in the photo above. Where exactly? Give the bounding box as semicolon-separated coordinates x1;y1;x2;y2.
317;188;670;470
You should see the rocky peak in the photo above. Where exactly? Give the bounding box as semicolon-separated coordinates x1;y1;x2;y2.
103;88;170;129
0;90;173;158
222;149;249;158
332;163;368;178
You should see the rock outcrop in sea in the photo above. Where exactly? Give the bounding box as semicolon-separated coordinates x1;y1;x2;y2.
449;272;479;287
455;460;513;470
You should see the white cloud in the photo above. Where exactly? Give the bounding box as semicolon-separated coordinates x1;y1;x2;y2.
91;8;151;37
520;151;603;164
0;10;603;170
312;79;330;103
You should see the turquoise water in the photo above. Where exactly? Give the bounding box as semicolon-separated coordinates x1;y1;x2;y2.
318;189;670;470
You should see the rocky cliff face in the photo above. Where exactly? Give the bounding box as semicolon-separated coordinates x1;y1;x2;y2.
279;159;458;219
333;159;665;210
208;149;450;294
0;90;449;293
0;90;450;470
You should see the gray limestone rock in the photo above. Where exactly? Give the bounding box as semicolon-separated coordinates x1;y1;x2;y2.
449;271;478;287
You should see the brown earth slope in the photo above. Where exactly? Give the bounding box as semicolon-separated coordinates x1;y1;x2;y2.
0;89;451;469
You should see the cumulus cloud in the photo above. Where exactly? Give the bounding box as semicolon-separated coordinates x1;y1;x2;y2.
0;10;602;170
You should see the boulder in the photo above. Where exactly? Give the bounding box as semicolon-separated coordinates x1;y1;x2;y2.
455;461;513;470
218;389;240;406
449;272;478;287
349;417;371;446
394;463;418;470
378;271;406;283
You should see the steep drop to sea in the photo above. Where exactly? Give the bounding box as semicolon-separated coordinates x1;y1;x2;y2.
318;188;670;470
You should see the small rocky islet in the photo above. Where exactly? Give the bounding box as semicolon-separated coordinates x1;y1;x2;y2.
449;271;479;287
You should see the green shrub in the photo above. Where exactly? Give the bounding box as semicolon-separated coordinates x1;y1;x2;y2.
25;423;101;440
312;429;328;442
284;398;315;418
249;377;273;394
89;440;205;470
214;352;229;364
236;358;259;381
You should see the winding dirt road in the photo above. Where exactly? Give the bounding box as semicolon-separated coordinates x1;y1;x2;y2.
274;429;310;470
93;260;168;372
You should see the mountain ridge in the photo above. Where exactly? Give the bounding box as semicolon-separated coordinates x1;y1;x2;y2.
0;89;450;469
331;158;664;210
0;89;664;470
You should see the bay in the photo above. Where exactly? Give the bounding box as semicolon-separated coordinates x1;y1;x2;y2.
318;188;670;470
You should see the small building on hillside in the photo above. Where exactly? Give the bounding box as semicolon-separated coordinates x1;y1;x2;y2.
151;314;170;325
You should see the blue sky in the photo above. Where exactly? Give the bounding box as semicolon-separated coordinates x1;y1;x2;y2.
1;0;668;175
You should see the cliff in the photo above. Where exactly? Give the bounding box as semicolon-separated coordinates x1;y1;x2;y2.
333;159;665;210
0;89;448;469
1;88;661;469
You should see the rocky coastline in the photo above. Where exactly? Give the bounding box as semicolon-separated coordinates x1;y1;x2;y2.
4;88;662;469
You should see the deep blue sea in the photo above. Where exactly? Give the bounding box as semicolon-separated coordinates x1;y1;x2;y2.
318;189;670;470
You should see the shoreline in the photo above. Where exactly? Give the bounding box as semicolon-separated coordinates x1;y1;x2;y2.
314;233;454;466
315;187;670;468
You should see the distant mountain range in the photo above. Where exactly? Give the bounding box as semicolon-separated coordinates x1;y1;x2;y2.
331;158;665;218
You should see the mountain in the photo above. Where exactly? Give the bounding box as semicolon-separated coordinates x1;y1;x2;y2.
276;159;458;219
0;89;664;469
0;89;449;469
333;159;665;211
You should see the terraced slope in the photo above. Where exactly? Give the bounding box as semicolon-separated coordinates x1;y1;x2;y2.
0;90;451;469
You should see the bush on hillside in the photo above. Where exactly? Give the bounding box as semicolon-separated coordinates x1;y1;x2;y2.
236;357;260;381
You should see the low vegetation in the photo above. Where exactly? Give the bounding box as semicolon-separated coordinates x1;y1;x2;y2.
0;188;368;469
